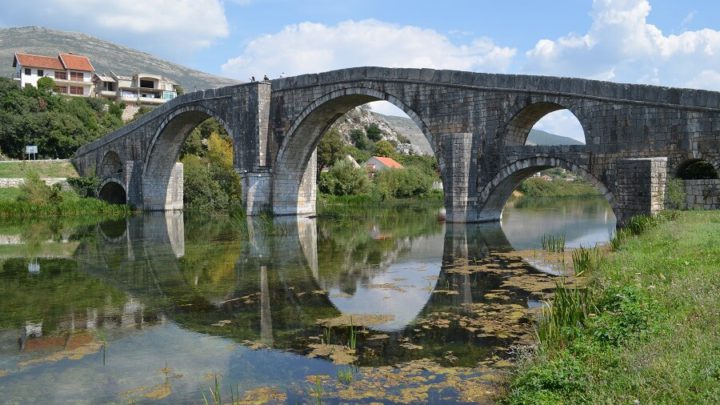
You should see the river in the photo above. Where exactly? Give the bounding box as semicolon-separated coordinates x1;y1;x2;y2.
0;196;614;404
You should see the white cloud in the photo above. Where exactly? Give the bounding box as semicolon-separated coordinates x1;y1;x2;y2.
524;0;720;91
0;0;228;51
221;19;516;80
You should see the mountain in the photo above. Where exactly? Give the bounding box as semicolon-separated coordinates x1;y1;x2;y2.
0;26;239;91
527;129;584;145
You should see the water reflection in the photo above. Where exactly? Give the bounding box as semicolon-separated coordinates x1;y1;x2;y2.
0;197;614;403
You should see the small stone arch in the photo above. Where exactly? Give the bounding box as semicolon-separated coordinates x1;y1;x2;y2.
141;104;233;210
99;150;123;178
675;158;719;179
477;156;615;221
501;101;588;146
272;87;436;215
98;179;127;205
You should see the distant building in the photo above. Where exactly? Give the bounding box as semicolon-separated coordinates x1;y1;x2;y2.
365;156;404;172
12;52;95;96
11;52;180;119
93;72;178;105
93;72;179;120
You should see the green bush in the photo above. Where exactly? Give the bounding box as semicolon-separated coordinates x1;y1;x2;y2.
67;176;99;197
365;123;383;142
319;160;370;196
374;166;434;199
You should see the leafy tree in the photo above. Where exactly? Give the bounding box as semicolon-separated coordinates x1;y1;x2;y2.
350;128;372;151
36;77;55;94
366;123;383;142
374;140;397;159
317;129;345;175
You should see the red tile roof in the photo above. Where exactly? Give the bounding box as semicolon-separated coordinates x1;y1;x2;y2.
13;52;95;72
13;53;64;70
373;156;404;169
59;53;94;72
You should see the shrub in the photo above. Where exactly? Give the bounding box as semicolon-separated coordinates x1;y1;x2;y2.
319;159;370;196
17;172;56;205
374;167;434;199
67;176;99;197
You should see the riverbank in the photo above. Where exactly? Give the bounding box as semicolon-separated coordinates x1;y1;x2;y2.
0;176;129;219
515;177;600;199
503;211;720;403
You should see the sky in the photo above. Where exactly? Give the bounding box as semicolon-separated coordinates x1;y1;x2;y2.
1;0;719;142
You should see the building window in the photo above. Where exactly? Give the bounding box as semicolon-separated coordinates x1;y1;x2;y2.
37;69;44;77
55;71;67;80
24;68;31;75
140;79;155;89
70;86;83;95
55;86;68;94
70;71;84;81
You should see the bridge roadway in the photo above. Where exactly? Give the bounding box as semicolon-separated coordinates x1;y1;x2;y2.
72;67;720;224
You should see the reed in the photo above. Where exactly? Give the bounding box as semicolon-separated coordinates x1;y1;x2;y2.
571;246;603;276
541;233;566;252
537;282;595;345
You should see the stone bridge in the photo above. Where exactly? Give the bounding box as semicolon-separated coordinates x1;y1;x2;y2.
72;67;720;224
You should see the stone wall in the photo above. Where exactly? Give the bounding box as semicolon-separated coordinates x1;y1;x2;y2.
0;178;69;188
683;179;720;209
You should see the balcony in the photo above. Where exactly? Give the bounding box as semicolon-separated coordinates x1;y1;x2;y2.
13;72;21;80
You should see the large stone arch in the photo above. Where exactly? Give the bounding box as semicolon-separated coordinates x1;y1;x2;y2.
476;156;616;222
141;105;233;210
500;101;588;146
272;87;436;215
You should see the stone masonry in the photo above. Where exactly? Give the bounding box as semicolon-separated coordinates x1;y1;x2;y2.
72;67;720;225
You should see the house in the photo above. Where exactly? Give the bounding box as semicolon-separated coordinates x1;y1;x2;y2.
365;156;403;172
13;52;95;96
94;72;179;120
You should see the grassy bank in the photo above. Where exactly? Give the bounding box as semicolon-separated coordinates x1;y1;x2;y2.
0;160;78;178
0;174;129;219
317;190;444;212
503;211;720;404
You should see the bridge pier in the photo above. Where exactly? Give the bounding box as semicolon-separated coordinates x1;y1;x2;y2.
140;162;184;211
614;157;668;226
440;133;479;222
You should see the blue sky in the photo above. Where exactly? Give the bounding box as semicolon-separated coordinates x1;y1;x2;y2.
1;0;719;140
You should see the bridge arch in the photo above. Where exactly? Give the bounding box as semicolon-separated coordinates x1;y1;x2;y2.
272;87;436;215
501;101;588;146
675;158;719;179
98;179;127;205
477;156;616;221
141;105;233;210
99;150;124;178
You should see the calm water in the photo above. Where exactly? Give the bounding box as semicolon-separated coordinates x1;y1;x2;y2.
0;197;614;404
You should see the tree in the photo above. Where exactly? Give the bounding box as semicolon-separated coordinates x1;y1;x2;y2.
374;140;397;159
350;128;371;151
366;123;383;142
317;129;345;175
36;77;55;94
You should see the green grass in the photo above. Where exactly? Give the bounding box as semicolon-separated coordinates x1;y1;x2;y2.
503;211;720;404
0;160;78;178
0;188;22;200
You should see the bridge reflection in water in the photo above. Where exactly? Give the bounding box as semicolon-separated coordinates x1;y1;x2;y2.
0;200;614;402
73;203;612;363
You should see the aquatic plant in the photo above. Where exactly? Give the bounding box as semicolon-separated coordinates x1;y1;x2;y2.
309;377;324;404
337;367;354;385
537;282;595;345
571;246;603;276
541;233;566;252
347;317;357;351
